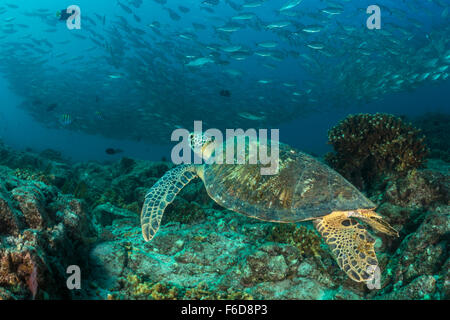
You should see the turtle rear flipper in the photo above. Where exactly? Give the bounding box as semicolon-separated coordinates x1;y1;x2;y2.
314;211;379;283
141;164;198;241
351;209;399;237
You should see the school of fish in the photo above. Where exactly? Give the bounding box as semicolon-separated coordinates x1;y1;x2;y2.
0;0;448;143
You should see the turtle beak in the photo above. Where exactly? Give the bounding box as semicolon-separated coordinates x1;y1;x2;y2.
201;139;212;154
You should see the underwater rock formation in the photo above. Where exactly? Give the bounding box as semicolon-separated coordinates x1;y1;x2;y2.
412;113;450;163
383;165;449;209
369;205;449;300
326;113;428;190
0;143;71;189
88;207;347;300
0;165;94;299
0;142;448;300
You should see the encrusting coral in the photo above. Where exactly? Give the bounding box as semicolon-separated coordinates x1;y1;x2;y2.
325;113;428;189
110;274;253;300
14;168;56;186
267;224;324;258
0;133;448;300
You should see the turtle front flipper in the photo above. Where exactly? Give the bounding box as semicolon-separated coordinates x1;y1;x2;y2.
141;164;198;241
314;211;379;283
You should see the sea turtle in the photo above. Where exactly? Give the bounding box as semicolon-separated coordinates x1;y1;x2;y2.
141;133;398;283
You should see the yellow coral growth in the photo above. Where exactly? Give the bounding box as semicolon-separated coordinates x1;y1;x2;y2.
14;168;55;185
125;274;179;300
267;224;324;258
122;275;252;300
184;282;253;300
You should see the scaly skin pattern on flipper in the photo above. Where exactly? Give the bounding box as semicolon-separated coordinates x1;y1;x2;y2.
141;164;198;241
314;211;386;282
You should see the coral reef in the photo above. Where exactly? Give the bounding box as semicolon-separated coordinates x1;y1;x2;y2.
87;207;343;300
267;224;325;258
60;157;210;224
14;167;56;186
368;206;449;300
326;113;428;189
383;167;449;209
412;112;450;162
110;274;254;300
0;165;94;299
0;140;448;300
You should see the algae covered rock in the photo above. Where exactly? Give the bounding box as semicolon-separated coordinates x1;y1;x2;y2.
0;164;94;299
65;159;213;217
372;206;449;300
1;140;448;300
384;169;449;209
87;207;362;300
92;203;139;227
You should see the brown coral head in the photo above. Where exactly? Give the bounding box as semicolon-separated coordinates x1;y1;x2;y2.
326;113;428;188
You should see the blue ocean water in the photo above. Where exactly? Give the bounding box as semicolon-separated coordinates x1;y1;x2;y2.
0;0;448;161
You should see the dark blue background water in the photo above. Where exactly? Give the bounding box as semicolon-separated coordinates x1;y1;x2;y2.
2;74;448;162
0;0;449;162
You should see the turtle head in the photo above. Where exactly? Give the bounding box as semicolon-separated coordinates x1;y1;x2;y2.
189;132;216;160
